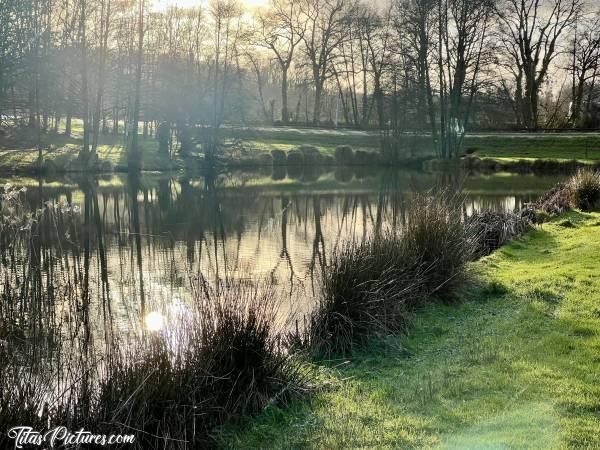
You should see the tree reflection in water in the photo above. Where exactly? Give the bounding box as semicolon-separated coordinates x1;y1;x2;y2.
1;168;563;353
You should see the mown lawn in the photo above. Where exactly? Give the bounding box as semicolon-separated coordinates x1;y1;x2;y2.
225;127;386;156
230;128;600;163
226;211;600;449
3;123;600;172
0;120;178;172
463;134;600;163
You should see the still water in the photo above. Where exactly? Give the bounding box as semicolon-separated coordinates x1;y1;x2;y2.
1;168;563;343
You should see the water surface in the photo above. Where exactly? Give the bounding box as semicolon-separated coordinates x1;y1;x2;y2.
1;168;563;343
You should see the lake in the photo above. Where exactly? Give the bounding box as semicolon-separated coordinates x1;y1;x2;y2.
0;168;564;351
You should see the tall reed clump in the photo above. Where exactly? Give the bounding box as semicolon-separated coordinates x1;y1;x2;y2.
93;282;307;448
300;193;471;355
569;168;600;211
535;169;600;216
466;211;531;258
536;182;573;216
0;281;306;449
300;236;425;355
0;186;307;448
400;194;471;300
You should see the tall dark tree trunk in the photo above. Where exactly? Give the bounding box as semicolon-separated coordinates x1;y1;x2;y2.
313;83;322;125
80;0;90;159
113;104;119;135
374;77;384;129
92;0;111;160
281;68;289;124
128;0;144;172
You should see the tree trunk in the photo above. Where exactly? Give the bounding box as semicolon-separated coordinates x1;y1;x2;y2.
313;83;322;125
128;0;144;172
281;68;289;124
91;0;110;160
80;0;90;159
374;77;384;129
113;105;119;135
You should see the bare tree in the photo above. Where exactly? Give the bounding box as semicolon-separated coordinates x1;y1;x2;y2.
78;0;91;159
436;0;494;158
128;0;146;171
91;0;112;160
257;0;305;124
395;0;438;133
364;5;393;128
299;0;351;125
496;0;583;129
569;12;600;126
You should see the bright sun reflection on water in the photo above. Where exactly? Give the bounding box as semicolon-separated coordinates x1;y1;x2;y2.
144;311;165;332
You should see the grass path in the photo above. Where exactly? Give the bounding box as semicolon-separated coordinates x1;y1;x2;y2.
227;211;600;449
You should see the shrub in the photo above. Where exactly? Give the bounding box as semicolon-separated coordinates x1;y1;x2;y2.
536;182;573;215
569;168;600;211
334;167;353;183
286;150;304;166
334;146;354;165
93;282;306;447
297;145;322;165
0;282;306;447
300;236;423;355
271;149;287;165
401;193;471;300
354;150;378;166
466;211;530;258
271;165;286;180
258;153;273;166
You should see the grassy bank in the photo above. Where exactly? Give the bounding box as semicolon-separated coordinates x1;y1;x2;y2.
3;124;600;173
464;133;600;163
0;120;180;172
226;210;600;449
230;129;600;164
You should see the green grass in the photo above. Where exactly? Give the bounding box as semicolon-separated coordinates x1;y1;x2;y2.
3;123;600;173
228;128;600;163
226;211;600;449
0;119;179;172
463;134;600;163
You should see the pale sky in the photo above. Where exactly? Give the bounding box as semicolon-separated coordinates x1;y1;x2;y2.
151;0;269;12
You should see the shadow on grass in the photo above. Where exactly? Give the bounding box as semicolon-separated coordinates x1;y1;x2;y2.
224;212;600;449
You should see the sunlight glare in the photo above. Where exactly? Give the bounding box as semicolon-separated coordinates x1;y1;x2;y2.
144;311;166;332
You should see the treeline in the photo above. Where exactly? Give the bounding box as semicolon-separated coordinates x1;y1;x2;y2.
0;0;599;152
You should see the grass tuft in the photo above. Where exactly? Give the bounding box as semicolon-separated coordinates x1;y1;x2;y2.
466;211;531;258
569;168;600;211
0;187;307;448
296;192;470;356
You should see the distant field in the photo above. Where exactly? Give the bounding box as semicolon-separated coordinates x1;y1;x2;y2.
227;127;600;162
2;123;600;173
463;133;600;162
0;120;177;172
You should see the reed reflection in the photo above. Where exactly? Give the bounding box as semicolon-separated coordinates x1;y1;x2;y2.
1;168;563;349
